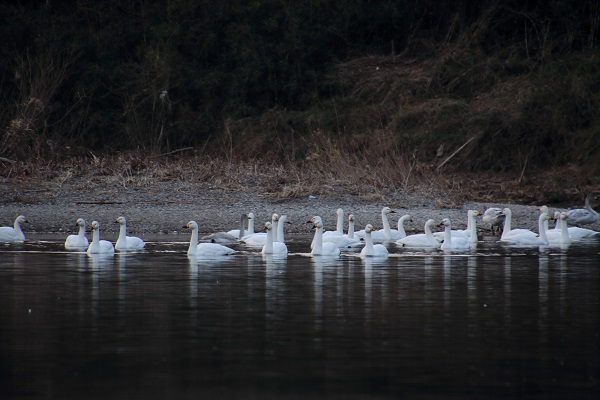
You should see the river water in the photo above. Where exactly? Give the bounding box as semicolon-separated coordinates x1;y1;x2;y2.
1;233;599;399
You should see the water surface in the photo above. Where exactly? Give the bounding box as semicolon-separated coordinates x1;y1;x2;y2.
1;234;599;399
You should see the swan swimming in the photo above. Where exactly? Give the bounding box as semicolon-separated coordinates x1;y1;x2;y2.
356;207;399;242
0;215;28;242
261;221;288;256
360;224;389;258
184;221;235;257
396;219;440;248
439;218;471;251
86;221;115;255
115;216;145;250
500;208;538;241
315;210;362;249
546;212;572;246
201;213;245;243
565;194;599;226
241;214;279;246
226;212;255;239
500;213;550;246
308;216;341;257
64;218;89;249
433;210;480;242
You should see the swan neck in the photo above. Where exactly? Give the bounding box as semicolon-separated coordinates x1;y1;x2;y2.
92;228;100;245
347;220;355;239
78;224;86;237
364;231;374;255
397;218;406;236
444;225;452;246
538;217;548;244
501;213;512;239
188;228;198;255
382;212;391;235
560;219;571;243
469;215;478;242
247;217;254;234
336;212;344;234
119;224;127;239
272;220;279;242
313;227;323;253
277;220;285;243
264;228;274;253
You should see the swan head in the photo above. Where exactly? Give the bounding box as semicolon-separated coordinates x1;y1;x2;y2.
539;205;549;214
115;216;127;225
16;215;28;224
271;214;279;222
312;219;324;230
247;212;254;220
560;212;568;221
502;208;512;217
76;218;86;227
348;214;355;222
425;219;435;227
280;215;290;224
382;207;396;215
90;221;100;231
336;208;344;216
399;214;412;223
440;218;451;228
365;224;375;233
184;221;199;230
539;213;549;222
264;222;273;232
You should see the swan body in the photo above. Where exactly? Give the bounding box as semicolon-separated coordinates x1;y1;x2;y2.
0;215;28;242
439;218;471;251
396;219;440;248
226;212;255;239
86;221;115;255
356;207;399;242
500;213;550;246
241;214;279;246
64;218;89;249
360;224;389;258
309;217;341;257
482;207;505;234
261;221;288;255
184;221;235;256
500;208;538;241
566;194;599;226
115;216;145;250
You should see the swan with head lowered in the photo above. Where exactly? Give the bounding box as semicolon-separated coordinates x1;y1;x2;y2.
64;218;89;249
396;219;440;248
86;221;115;255
201;214;246;243
115;216;145;250
308;216;341;257
184;221;235;257
482;207;505;235
565;194;599;226
360;224;389;258
500;213;550;246
261;221;288;256
0;215;28;242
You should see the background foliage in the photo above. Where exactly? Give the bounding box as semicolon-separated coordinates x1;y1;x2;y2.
1;0;599;174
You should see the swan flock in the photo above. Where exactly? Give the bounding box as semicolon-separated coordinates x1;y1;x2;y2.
2;196;599;256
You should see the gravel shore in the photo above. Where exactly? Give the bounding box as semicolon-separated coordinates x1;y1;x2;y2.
4;176;589;239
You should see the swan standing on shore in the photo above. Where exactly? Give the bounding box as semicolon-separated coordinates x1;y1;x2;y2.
566;194;599;226
184;221;235;256
360;224;389;258
261;221;288;255
87;221;115;255
482;207;505;235
308;216;341;257
396;219;440;248
115;216;145;250
0;215;28;242
64;218;89;249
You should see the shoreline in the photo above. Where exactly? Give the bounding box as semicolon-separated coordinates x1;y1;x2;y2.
3;179;587;237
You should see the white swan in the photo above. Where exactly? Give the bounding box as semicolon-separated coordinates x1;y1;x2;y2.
0;215;28;242
64;218;89;249
115;216;145;250
360;224;389;258
439;218;471;251
482;207;505;234
395;214;411;239
309;217;341;257
312;213;362;249
184;221;235;256
500;208;538;241
276;214;290;243
241;214;279;246
86;221;115;255
226;212;255;239
396;219;440;248
261;221;288;255
322;208;346;240
500;213;550;246
539;205;551;232
356;207;398;242
566;194;599;226
433;210;480;242
546;212;572;246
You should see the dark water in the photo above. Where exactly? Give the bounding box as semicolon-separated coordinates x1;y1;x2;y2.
1;234;599;399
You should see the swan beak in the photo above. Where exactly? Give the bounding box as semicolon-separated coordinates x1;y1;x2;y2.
182;224;189;229
306;217;315;224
